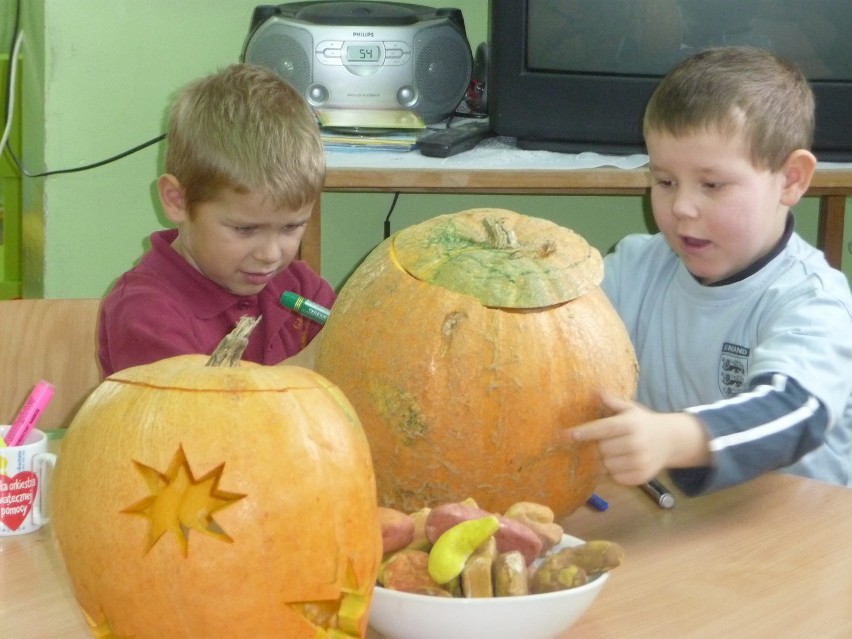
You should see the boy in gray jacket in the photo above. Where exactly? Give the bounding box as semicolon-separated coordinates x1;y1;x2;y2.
571;47;852;495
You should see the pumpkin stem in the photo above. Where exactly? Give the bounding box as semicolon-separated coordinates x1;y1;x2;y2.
482;216;519;250
206;315;261;367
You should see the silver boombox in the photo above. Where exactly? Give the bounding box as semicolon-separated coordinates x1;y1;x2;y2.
241;2;473;123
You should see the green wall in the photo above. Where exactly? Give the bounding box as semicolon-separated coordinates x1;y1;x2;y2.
4;0;850;297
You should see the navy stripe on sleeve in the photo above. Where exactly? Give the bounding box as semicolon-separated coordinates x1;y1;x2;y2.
670;373;828;495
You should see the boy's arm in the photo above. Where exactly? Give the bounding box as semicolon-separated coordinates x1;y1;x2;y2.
570;392;711;486
571;373;828;495
672;372;827;494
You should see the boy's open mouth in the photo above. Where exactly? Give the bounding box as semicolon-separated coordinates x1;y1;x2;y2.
682;236;710;249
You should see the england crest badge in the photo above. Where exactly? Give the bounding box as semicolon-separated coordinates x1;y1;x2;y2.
719;342;749;397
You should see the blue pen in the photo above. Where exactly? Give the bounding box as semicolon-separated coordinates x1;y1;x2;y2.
586;493;609;512
280;291;330;325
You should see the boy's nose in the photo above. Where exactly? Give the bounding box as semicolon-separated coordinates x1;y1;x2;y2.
671;189;699;219
254;235;285;263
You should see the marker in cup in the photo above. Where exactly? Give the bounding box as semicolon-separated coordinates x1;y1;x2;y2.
0;426;57;535
2;380;56;448
280;291;330;325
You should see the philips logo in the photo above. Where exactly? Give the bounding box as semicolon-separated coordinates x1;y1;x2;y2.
352;31;374;37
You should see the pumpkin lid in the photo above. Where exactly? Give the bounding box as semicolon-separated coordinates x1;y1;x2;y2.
390;208;603;308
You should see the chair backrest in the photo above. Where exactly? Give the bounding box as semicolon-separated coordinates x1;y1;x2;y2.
0;298;103;429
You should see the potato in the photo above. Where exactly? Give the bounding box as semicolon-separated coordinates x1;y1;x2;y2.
529;540;624;594
547;540;625;575
503;501;565;556
493;551;529;596
460;537;497;598
424;502;478;543
530;560;588;594
379;549;449;595
405;506;432;551
379;506;415;554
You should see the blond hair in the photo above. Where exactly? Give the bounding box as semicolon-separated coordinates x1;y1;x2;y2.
165;63;325;213
643;47;814;171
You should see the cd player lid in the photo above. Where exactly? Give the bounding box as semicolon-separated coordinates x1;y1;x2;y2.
251;2;463;28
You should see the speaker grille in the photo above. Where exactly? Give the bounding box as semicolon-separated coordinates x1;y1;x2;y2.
244;26;313;92
413;27;472;122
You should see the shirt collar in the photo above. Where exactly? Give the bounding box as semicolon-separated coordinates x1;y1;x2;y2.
150;229;260;319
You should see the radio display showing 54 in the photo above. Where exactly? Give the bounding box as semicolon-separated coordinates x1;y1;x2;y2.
348;45;381;63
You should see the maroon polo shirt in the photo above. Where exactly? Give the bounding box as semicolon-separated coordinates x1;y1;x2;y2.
98;229;335;376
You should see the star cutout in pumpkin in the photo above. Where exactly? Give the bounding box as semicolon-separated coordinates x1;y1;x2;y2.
122;445;246;556
293;556;372;639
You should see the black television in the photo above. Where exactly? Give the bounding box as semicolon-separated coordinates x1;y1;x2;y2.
488;0;852;161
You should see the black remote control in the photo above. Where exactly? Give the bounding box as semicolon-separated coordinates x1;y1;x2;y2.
417;121;493;158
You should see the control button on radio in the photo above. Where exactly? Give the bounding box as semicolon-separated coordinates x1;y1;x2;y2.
397;85;417;108
307;85;330;106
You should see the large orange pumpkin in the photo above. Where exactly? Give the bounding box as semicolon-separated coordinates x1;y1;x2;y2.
50;325;382;639
315;208;638;518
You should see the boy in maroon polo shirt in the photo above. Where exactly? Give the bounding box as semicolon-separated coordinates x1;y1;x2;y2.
98;64;334;376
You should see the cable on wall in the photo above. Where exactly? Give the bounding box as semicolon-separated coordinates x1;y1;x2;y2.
0;29;23;156
383;192;400;239
1;0;165;179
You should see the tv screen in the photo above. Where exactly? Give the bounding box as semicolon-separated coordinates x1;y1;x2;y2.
488;0;852;160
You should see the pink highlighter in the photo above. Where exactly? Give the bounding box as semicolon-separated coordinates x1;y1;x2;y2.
2;380;56;447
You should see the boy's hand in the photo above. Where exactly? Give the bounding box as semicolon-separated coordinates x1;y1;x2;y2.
568;391;710;486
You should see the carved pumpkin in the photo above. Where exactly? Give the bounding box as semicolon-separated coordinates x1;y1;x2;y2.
315;208;638;518
51;320;381;639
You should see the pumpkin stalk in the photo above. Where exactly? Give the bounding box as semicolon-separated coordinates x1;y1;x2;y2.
483;216;518;250
206;315;261;367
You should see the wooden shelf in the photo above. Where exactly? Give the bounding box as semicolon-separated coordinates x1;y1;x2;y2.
303;146;852;274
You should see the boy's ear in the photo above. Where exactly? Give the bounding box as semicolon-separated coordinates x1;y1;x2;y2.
158;174;189;223
780;149;817;207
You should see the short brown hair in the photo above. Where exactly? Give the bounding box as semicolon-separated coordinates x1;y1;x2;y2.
643;47;814;171
165;63;325;213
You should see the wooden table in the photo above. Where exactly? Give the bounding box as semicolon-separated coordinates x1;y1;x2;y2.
303;148;852;273
3;472;850;638
556;474;852;638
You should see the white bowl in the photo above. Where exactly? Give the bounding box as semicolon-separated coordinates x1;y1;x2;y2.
368;535;609;639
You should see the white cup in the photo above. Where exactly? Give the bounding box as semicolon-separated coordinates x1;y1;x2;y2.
0;426;57;535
